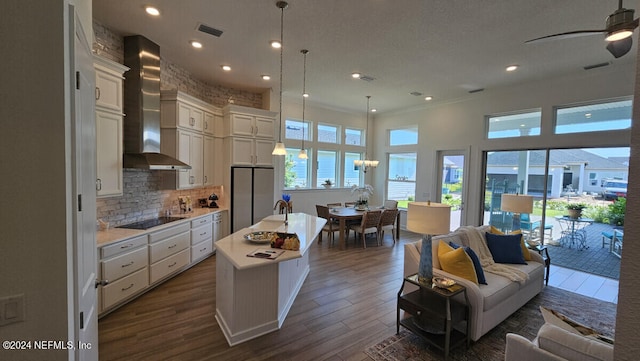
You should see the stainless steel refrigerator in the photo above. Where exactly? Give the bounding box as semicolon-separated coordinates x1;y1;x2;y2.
231;166;275;232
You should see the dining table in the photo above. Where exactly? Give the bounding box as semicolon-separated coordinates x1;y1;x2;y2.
555;215;594;250
328;207;401;250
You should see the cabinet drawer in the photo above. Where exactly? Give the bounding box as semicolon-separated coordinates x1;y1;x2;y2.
150;249;190;284
191;223;212;245
191;238;214;262
191;214;212;228
102;246;148;281
102;267;148;310
149;231;190;263
149;222;190;243
101;235;147;258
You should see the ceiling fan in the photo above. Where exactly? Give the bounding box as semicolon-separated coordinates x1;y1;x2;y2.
526;0;639;58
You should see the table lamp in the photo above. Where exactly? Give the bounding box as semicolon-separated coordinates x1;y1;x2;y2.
501;193;533;231
407;201;451;285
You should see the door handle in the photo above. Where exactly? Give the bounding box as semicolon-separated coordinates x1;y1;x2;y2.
95;279;109;288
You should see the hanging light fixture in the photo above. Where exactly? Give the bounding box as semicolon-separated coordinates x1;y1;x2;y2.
353;95;379;173
272;1;289;156
298;49;309;159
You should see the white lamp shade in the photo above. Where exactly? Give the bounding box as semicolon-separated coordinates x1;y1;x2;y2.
272;142;286;155
501;194;533;214
298;149;308;159
407;202;451;235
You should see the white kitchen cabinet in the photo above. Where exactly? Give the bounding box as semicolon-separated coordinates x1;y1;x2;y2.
225;137;274;167
160;128;204;189
203;135;215;186
191;214;214;262
204;111;215;135
178;102;204;132
223;104;277;139
149;222;191;284
94;56;128;197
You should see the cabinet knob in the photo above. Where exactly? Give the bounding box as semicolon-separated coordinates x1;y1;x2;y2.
95;279;109;288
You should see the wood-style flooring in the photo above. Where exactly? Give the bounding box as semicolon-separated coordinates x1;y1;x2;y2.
98;230;619;360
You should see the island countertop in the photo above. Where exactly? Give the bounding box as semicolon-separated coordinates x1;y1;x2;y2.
214;212;326;270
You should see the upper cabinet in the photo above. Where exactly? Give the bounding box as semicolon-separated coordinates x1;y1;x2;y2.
223;104;277;139
160;90;222;189
94;56;129;198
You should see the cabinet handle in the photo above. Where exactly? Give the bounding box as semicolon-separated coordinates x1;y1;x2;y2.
95;279;109;288
120;243;133;249
200;232;207;236
121;261;134;268
204;176;208;183
168;244;177;249
121;283;134;291
189;175;195;184
96;178;102;191
168;262;177;268
199;219;207;224
95;87;100;101
190;117;195;126
254;126;258;136
204;120;208;129
200;247;207;252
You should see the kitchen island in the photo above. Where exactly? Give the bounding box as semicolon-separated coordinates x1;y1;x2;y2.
215;212;326;346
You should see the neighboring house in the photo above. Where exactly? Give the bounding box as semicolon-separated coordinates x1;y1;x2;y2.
487;149;629;198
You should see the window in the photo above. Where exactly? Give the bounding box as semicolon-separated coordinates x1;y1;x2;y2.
345;128;362;145
487;110;541;139
316;150;337;187
555;99;632;134
344;152;362;187
387;153;417;205
318;124;339;143
285;148;309;188
389;128;418;146
284;119;310;140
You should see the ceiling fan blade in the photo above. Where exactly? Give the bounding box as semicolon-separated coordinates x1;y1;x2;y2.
525;29;606;44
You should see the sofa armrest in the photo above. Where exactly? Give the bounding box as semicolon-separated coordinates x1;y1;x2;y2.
529;249;544;264
506;333;567;361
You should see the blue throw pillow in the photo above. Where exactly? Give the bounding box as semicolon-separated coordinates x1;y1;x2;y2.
449;241;488;284
485;232;527;265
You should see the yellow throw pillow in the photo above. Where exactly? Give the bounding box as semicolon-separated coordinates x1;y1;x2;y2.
490;226;531;261
438;241;479;284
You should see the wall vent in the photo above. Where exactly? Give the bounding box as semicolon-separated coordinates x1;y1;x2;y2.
197;23;224;37
584;62;610;70
359;75;375;82
468;88;485;93
410;91;423;96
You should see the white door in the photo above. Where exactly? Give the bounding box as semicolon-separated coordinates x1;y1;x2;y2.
72;8;99;359
436;150;468;232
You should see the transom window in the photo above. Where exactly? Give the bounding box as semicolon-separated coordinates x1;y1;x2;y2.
318;124;339;143
487;110;541;139
389;128;418;146
555;98;632;134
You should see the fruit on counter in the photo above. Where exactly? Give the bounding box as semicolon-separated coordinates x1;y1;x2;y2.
282;236;300;251
271;237;285;248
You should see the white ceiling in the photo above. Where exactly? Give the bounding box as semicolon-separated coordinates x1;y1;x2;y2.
92;0;638;114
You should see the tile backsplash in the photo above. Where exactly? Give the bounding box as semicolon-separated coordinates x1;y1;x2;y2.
96;169;224;227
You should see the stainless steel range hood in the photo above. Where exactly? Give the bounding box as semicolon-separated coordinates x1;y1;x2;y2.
122;35;191;170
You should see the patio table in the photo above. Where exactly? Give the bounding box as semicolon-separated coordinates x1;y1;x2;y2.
555;216;593;250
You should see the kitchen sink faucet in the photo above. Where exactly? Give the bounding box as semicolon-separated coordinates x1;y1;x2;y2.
273;200;289;226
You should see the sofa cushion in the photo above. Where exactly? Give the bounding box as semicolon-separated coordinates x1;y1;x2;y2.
485;232;527;264
537;323;613;361
438;241;478;284
480;272;520;311
490;226;531;261
449;241;487;284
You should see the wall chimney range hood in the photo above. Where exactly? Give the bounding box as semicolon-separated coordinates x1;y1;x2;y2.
122;35;191;170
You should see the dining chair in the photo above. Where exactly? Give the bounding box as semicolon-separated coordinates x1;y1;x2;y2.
315;205;338;246
383;200;398;209
344;201;357;208
327;202;342;208
378;208;399;245
348;209;382;248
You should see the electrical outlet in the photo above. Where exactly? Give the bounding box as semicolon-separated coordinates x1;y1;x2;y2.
0;294;25;326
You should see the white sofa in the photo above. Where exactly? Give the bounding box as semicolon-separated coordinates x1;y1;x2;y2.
403;225;545;341
505;323;613;361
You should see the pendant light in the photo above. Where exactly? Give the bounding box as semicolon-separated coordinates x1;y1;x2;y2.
272;1;288;156
353;96;379;173
298;49;309;159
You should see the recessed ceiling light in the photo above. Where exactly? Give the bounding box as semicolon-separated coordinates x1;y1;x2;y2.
221;65;231;71
190;41;202;49
303;93;309;98
425;96;433;101
145;6;160;16
262;75;271;80
371;108;377;112
351;72;361;79
506;65;519;72
270;40;282;49
585;113;592;118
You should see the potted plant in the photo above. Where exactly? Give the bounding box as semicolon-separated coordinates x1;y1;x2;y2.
566;203;587;219
323;179;333;189
351;184;374;210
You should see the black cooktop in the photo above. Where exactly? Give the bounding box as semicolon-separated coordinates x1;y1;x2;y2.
116;216;186;230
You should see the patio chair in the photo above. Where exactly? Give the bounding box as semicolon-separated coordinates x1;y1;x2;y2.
520;213;553;242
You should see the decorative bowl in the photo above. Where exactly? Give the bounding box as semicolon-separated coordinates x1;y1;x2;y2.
244;231;276;244
433;277;456;288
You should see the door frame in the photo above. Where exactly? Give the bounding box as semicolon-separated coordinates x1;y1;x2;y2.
436;149;470;230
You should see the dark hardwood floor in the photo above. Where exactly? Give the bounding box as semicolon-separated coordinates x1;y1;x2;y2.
98;231;422;361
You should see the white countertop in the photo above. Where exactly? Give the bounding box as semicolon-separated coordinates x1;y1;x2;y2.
96;207;228;247
215;212;326;270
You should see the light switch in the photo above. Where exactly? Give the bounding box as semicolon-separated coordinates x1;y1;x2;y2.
0;294;25;326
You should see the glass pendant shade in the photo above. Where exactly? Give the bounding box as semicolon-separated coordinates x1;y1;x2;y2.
298;149;308;159
272;142;286;155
